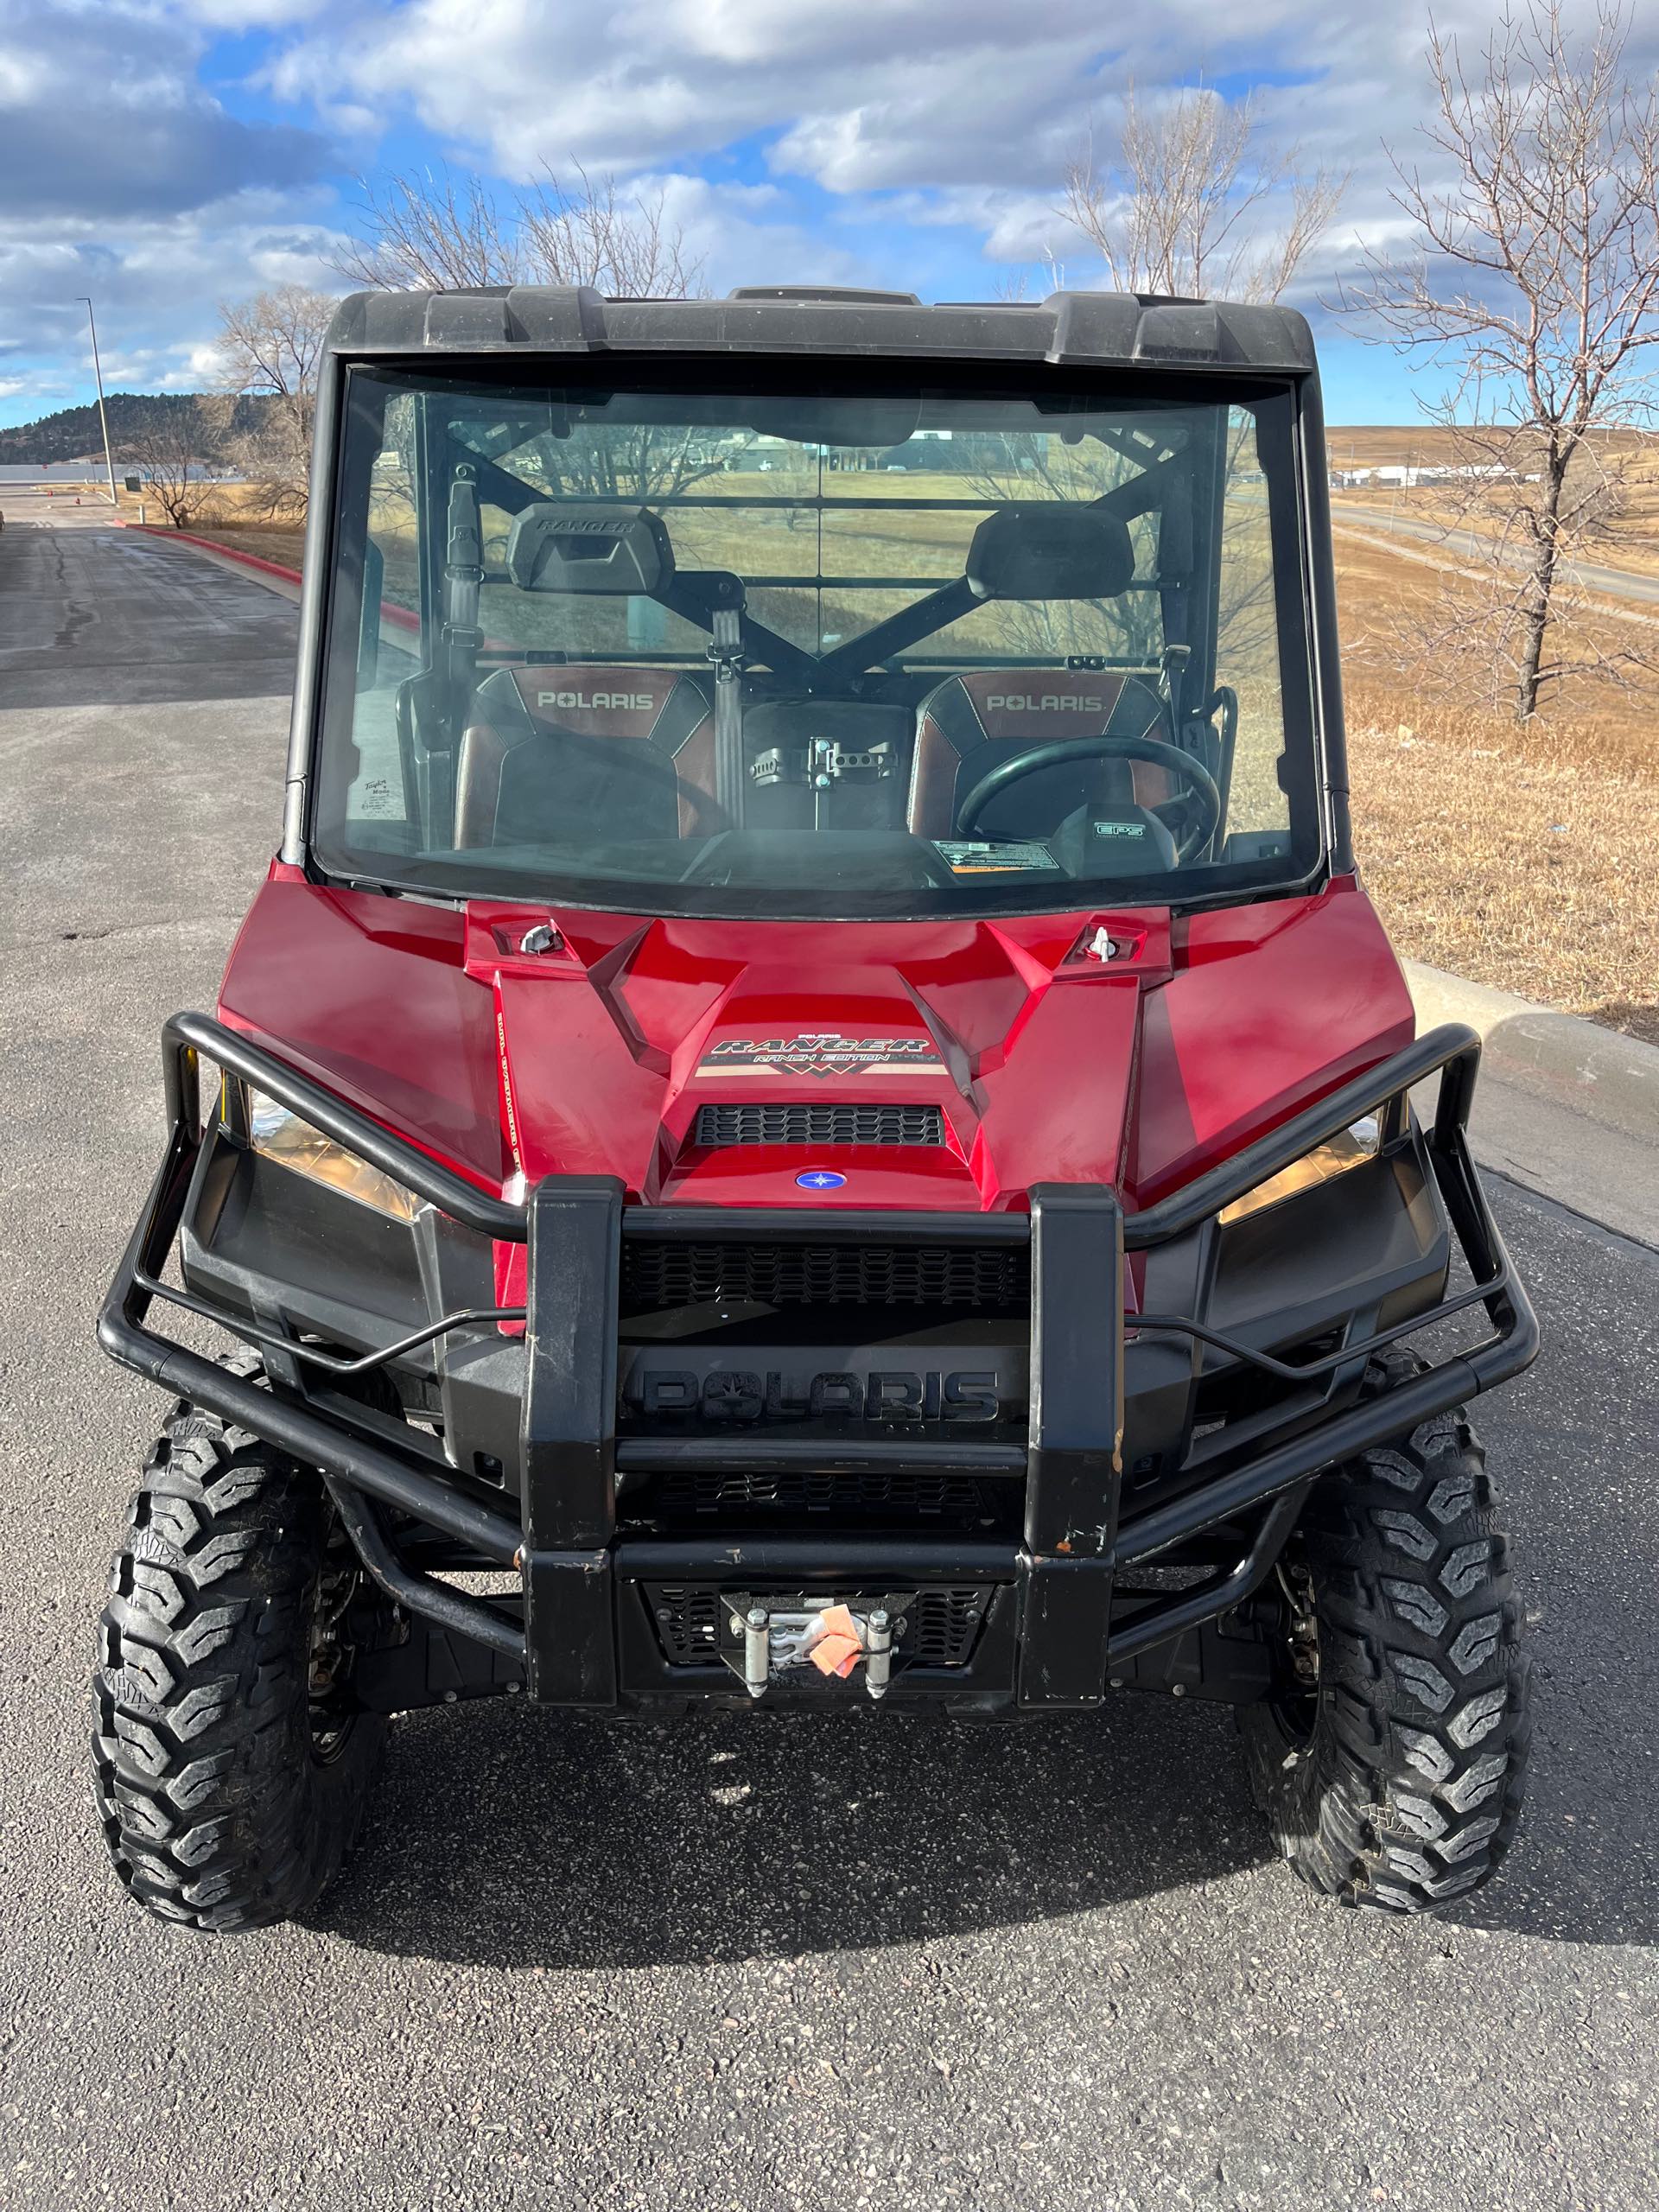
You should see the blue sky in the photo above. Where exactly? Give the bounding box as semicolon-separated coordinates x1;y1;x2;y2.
1;0;1651;433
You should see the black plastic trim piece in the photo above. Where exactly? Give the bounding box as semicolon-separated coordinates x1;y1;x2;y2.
623;1207;1029;1244
319;289;1319;374
615;1435;1028;1476
615;1537;1020;1580
133;1268;524;1379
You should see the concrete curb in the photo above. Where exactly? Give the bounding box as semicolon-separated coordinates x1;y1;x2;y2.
114;518;310;591
1404;960;1657;1149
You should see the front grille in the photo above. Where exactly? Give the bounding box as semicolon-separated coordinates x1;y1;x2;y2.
693;1102;945;1148
908;1586;992;1667
645;1582;992;1669
640;1465;1014;1531
651;1585;722;1663
621;1238;1028;1313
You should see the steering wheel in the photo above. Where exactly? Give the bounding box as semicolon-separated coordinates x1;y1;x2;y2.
953;733;1223;863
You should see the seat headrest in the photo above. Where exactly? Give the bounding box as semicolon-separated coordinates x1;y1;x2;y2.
966;505;1135;602
506;504;674;595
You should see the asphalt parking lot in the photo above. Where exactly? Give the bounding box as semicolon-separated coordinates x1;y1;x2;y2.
1;519;1656;2211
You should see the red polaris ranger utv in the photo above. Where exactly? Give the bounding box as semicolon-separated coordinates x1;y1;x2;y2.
94;286;1538;1931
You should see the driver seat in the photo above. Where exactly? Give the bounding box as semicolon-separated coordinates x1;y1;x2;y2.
906;668;1174;840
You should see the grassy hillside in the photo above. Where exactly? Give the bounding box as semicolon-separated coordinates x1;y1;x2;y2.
0;392;276;466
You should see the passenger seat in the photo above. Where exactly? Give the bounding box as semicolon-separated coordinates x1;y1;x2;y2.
454;664;722;846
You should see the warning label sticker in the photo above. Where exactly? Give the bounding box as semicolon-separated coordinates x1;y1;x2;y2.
934;839;1061;874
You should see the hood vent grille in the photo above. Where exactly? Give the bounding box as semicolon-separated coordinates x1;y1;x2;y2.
693;1102;944;1149
621;1238;1027;1313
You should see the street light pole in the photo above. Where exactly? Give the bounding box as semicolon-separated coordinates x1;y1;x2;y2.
76;296;118;507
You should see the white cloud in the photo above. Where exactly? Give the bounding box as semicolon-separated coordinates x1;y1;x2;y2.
0;3;330;222
172;0;329;23
0;48;48;105
646;174;873;293
258;0;1659;290
0;192;350;417
260;0;1116;184
6;0;1657;429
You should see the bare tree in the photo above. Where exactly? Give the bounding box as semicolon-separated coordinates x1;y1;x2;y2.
1064;84;1345;303
334;165;715;505
122;398;232;528
988;251;1066;303
216;284;335;518
518;168;702;297
334;163;703;297
332;170;522;291
1343;2;1659;721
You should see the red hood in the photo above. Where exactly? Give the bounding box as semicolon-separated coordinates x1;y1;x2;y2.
219;871;1414;1217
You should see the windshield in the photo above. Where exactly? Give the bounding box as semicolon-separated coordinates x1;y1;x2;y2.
312;365;1321;920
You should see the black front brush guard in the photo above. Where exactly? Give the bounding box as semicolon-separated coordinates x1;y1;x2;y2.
99;1012;1537;1709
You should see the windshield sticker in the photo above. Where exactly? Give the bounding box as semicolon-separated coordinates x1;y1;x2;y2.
698;1033;944;1080
935;839;1062;874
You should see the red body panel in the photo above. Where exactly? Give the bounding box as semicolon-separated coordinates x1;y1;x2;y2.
219;870;1414;1217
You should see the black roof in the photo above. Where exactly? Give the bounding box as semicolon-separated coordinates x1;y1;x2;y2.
321;284;1317;376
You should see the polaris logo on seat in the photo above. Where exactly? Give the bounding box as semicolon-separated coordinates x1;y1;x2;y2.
985;694;1105;714
536;690;658;712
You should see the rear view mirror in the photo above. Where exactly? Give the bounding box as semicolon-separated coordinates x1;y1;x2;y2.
357;538;384;692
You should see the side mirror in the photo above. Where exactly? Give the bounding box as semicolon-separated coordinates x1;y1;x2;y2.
356;538;384;692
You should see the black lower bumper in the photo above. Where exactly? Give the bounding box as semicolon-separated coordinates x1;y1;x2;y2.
99;1014;1537;1713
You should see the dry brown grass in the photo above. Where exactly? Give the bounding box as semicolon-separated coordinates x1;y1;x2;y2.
1329;423;1659;582
1337;533;1659;1042
113;480;309;567
189;521;308;566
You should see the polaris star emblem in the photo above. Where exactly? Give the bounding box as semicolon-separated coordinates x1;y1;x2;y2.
696;1033;943;1080
796;1168;847;1191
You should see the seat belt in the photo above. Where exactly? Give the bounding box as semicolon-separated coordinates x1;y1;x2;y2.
442;463;485;725
399;463;484;846
707;597;747;825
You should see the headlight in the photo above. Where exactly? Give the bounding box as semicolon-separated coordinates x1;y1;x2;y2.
1217;1116;1381;1227
239;1085;423;1224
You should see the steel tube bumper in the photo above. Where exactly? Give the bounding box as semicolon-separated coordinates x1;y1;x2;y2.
99;1013;1538;1711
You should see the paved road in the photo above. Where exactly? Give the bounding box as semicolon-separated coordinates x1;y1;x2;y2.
0;502;296;709
1332;499;1659;611
2;525;1656;2211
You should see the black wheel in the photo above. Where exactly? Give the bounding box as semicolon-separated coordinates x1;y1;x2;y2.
92;1358;390;1931
1240;1355;1530;1913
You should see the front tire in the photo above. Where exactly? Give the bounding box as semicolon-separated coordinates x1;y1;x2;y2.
1241;1360;1530;1912
92;1368;388;1931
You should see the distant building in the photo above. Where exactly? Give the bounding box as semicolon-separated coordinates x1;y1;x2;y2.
1329;460;1512;490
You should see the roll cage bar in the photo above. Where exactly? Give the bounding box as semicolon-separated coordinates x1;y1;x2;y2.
443;434;1215;694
